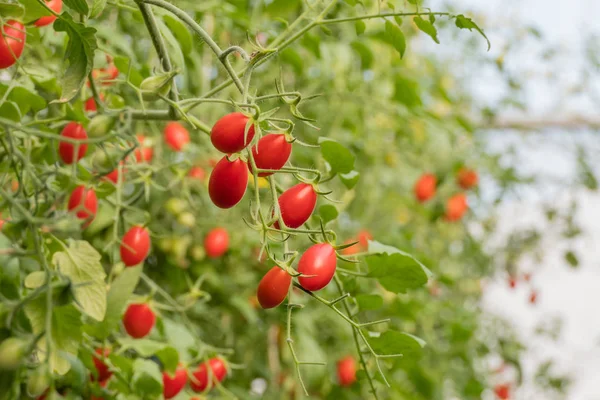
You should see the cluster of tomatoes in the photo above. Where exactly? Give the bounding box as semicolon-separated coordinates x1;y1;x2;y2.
413;167;478;221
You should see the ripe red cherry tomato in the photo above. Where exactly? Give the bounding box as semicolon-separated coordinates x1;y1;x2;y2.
357;229;372;249
188;166;205;181
249;134;292;177
85;93;105;112
210;112;255;154
494;383;510;400
341;239;359;256
190;358;227;392
163;364;188;399
92;348;112;381
58;122;88;164
103;162;124;184
164;122;190;151
414;173;436;203
275;183;317;229
0;20;26;69
67;186;98;223
134;134;153;163
204;227;229;258
445;193;468;221
208;156;248;209
337;356;357;387
298;243;337;291
457;167;478;189
92;64;119;86
257;267;292;309
120;226;151;267
122;303;155;338
34;0;63;27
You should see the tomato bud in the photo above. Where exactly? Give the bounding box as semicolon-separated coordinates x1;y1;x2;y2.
0;337;28;370
88;115;115;138
140;71;177;101
27;364;50;397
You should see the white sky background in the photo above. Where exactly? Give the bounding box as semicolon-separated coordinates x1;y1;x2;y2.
426;0;600;399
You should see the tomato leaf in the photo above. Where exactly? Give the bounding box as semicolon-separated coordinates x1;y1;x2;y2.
52;239;107;321
351;40;374;70
319;138;355;175
163;14;193;55
369;331;426;358
18;0;48;22
340;170;360;189
132;359;163;397
90;0;107;18
155;346;179;374
53;14;98;103
564;250;579;268
413;16;439;44
455;14;491;50
157;18;185;69
0;102;21;122
355;294;383;310
385;21;406;58
63;0;89;16
0;2;24;18
24;271;47;289
355;20;366;36
318;204;338;224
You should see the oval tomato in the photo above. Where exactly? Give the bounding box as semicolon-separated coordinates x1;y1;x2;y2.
341;239;359;256
297;243;337;291
0;20;26;69
190;358;227;392
134;134;153;163
67;186;98;223
34;0;63;27
275;183;317;229
163;364;188;399
104;162;124;184
249;134;292;177
210;112;255;154
337;356;357;387
208;156;248;209
494;383;510;400
257;267;292;309
123;303;155;339
58;122;88;164
356;229;372;249
92;64;119;86
204;227;229;258
164;122;190;151
188;166;205;181
120;226;151;266
414;173;436;203
85;93;105;112
445;193;468;221
92;348;112;381
457;167;478;189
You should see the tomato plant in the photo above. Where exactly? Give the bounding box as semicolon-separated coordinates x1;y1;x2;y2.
208;156;248;208
190;358;227;393
249;133;292;177
120;226;151;266
163;122;190;151
297;243;337;292
257;266;292;309
211;112;256;154
122;303;156;338
58;122;88;164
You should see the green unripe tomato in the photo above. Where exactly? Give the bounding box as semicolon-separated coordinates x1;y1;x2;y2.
0;337;28;370
88;115;115;138
165;198;186;216
27;364;51;397
140;71;177;101
177;212;196;227
190;244;205;261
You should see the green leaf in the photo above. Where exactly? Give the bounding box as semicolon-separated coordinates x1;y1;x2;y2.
18;0;48;22
52;240;107;321
90;0;107;18
0;2;24;18
113;56;144;87
385;21;406;58
355;294;383;310
163;14;193;55
53;14;98;103
407;0;420;4
367;253;428;292
564;251;579;268
118;338;166;356
24;271;47;289
455;14;491;50
340;170;360;189
355;20;366;36
413;16;439;44
319;138;355;175
162;320;196;356
155;346;179;374
63;0;89;15
369;331;426;358
318;205;338;224
8;86;47;115
367;241;433;278
86;266;141;339
393;76;422;108
132;359;163;397
157;19;185;69
0;102;21;122
351;40;373;70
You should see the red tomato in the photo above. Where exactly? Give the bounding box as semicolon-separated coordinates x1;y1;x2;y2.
0;20;26;69
508;276;517;289
249;134;292;177
257;267;292;309
204;227;229;258
494;383;510;399
163;364;188;399
445;193;468;221
104;163;124;184
92;64;119;86
0;217;4;231
341;239;359;256
298;243;337;291
188;166;205;181
457;167;479;189
120;226;151;267
275;183;317;229
85;93;105;112
357;229;372;249
208;156;248;209
210;112;255;154
34;0;63;27
529;290;538;304
123;303;155;338
67;186;98;223
164;122;190;151
190;358;227;392
337;356;357;387
92;348;112;381
414;173;436;203
134;134;153;163
58;122;88;164
523;273;531;282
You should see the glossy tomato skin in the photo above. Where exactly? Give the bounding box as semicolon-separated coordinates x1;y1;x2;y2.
67;186;98;222
164;122;190;151
190;358;227;392
298;243;337;291
34;0;63;27
414;173;436;203
204;227;229;258
92;348;112;381
0;20;25;69
457;167;478;189
123;303;155;338
257;267;292;309
59;122;88;164
249;134;292;177
120;226;151;266
163;364;188;399
276;183;317;229
445;193;468;221
337;356;357;387
134;134;153;163
211;112;255;154
208;156;248;209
